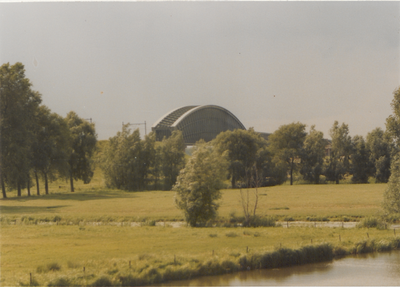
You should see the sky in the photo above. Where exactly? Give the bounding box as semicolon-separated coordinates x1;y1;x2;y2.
1;2;399;140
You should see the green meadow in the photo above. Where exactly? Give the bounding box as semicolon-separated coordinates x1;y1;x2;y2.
1;170;397;286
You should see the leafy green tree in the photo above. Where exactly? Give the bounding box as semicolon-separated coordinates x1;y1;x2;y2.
0;62;41;198
213;128;264;188
324;121;352;184
300;126;326;184
101;126;155;191
31;106;71;195
174;141;228;227
366;128;392;183
268;122;307;185
159;130;186;190
383;154;400;215
66;111;97;192
350;135;371;183
386;87;400;149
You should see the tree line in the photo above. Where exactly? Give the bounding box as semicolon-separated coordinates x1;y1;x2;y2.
2;61;399;204
0;62;97;198
100;82;400;193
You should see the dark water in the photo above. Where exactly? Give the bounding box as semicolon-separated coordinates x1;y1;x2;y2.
161;251;400;286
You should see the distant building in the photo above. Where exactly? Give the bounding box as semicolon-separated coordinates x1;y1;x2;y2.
152;105;246;145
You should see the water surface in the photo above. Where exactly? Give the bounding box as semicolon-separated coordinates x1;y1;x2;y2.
161;251;400;286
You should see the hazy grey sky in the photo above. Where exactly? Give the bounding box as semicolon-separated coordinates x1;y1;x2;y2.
1;2;399;140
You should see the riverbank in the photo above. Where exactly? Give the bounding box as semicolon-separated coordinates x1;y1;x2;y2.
3;225;399;286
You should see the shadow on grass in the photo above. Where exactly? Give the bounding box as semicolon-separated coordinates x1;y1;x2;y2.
0;205;70;214
0;190;138;202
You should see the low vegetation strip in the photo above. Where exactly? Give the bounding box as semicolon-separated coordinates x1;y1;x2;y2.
3;224;400;286
17;238;400;286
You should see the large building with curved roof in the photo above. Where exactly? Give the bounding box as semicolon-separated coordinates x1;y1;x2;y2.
152;105;246;145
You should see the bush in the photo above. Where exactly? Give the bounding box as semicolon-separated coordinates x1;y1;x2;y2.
47;276;71;286
225;232;238;238
36;262;62;273
91;276;115;286
47;262;62;271
209;234;217;238
357;217;386;229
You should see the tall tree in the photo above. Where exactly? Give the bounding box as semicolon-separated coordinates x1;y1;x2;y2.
174;141;228;227
324;121;352;184
383;154;400;215
350;135;371;183
213;128;264;188
101;126;155;191
366;128;392;183
31;106;71;195
0;62;41;198
159;130;186;190
300;125;326;184
386;87;400;150
268;122;307;185
66;111;97;192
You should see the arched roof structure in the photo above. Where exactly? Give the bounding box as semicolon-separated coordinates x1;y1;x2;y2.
152;105;246;145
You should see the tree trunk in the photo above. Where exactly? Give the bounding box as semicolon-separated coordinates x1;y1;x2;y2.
35;171;40;195
70;173;74;192
27;176;31;196
1;176;6;198
17;182;21;196
290;161;293;186
44;172;49;195
231;174;236;189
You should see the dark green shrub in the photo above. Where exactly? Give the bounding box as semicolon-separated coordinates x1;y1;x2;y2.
333;246;348;258
53;215;62;222
225;232;238;237
47;276;71;286
91;276;114;286
47;262;62;271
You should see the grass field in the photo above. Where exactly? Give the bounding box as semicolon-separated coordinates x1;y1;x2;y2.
0;168;388;222
1;169;395;286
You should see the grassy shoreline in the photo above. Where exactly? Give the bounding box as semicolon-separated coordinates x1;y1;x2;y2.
2;224;399;286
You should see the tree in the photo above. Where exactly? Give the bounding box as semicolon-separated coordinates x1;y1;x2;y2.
101;126;155;191
300;125;326;184
382;154;400;215
159;130;186;190
31;106;71;195
66;111;97;192
350;135;371;183
386;87;400;149
174;141;228;227
0;62;41;198
324;121;352;184
213;128;264;188
366;128;391;183
268;122;307;185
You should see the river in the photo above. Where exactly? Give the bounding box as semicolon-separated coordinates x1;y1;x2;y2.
160;251;400;286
